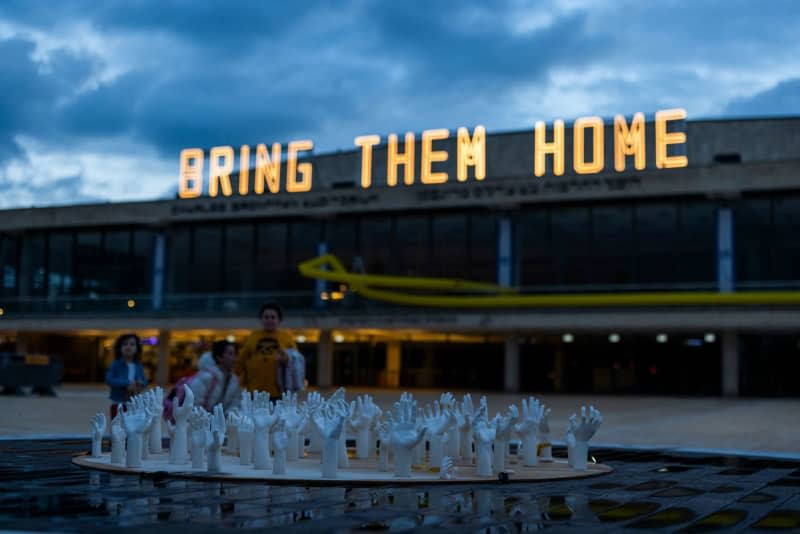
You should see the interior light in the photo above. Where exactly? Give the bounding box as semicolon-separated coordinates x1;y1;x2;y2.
656;333;668;343
127;299;136;309
320;292;330;301
562;333;574;343
333;333;345;343
609;333;620;343
704;333;716;343
226;335;235;343
331;291;344;300
0;307;4;317
296;335;307;343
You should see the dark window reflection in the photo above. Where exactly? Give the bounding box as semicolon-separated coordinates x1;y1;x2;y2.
255;222;287;291
591;204;633;284
0;234;19;296
325;218;358;273
192;226;223;292
431;213;468;278
394;215;429;276
74;232;103;295
168;226;191;293
224;223;254;292
469;213;497;282
47;233;73;297
287;221;320;290
360;217;393;274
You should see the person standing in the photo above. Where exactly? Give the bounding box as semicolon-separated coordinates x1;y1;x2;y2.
105;333;147;419
235;302;297;398
188;339;242;412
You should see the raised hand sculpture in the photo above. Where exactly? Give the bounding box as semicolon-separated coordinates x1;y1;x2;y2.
473;418;496;477
252;391;279;470
440;456;456;480
439;392;459;458
272;420;289;475
121;398;150;468
492;405;519;473
206;404;226;473
350;395;381;459
567;405;602;471
424;400;453;468
312;404;346;479
387;395;427;478
225;409;241;454
303;391;324;453
237;415;254;466
110;406;126;464
90;412;106;458
538;407;553;462
147;387;164;453
188;406;211;469
169;385;194;465
280;392;308;461
455;394;477;462
514;397;546;467
376;421;391;472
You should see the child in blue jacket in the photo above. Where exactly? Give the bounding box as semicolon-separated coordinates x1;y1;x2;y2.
105;333;147;419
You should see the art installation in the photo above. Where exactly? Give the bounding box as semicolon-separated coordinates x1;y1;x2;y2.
78;388;609;484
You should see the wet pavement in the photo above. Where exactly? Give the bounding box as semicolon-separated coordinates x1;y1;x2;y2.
2;439;800;532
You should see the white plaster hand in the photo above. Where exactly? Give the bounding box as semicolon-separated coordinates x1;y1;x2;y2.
387;396;427;478
206;404;226;473
90;412;106;458
473;418;496;477
537;407;553;461
455;394;476;461
514;397;546;466
121;399;150;468
146;387;165;453
252;391;279;470
567;405;602;471
272;420;289;475
440;456;457;480
491;405;519;473
312;404;346;478
110;407;126;464
188;407;211;469
237;415;255;466
168;385;194;465
376;421;392;472
424;400;453;467
350;395;381;459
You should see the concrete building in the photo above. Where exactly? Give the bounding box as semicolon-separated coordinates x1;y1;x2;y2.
1;115;799;396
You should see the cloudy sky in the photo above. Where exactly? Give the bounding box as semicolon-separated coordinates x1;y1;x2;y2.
0;0;798;209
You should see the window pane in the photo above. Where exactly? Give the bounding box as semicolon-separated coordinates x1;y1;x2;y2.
74;232;104;294
431;213;468;278
47;233;73;296
192;226;223;292
255;222;287;291
286;221;321;290
634;203;678;283
734;197;770;282
168;226;191;293
518;208;556;286
590;204;633;284
325;218;358;272
469;213;497;282
360;216;393;274
551;207;591;284
224;223;254;292
131;230;153;294
771;195;800;281
394;215;429;276
0;234;19;296
678;202;715;282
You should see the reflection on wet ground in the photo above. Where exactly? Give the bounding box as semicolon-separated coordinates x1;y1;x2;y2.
1;440;800;532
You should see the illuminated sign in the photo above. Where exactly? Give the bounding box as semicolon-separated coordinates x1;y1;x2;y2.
179;108;687;199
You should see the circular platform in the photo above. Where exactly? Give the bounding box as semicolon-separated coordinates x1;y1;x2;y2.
73;451;612;485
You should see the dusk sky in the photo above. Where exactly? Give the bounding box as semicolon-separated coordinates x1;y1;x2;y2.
0;0;798;209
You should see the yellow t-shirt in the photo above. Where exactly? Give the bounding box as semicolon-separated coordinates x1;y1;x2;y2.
235;329;297;397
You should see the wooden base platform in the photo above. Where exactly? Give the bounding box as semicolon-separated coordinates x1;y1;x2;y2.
73;451;612;486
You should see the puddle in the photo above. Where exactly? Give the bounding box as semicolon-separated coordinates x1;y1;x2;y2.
750;509;800;530
738;491;778;504
681;509;747;532
627;480;677;492
628;506;696;529
652;487;704;498
598;502;660;522
653;466;694;473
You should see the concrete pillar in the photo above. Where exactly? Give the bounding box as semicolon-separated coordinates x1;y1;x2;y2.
717;207;734;292
317;329;333;388
151;233;166;310
385;341;401;388
503;336;520;392
156;329;171;387
497;216;513;286
721;330;739;397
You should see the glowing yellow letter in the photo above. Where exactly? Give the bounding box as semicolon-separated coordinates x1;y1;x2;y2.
614;112;646;171
238;145;250;196
286;140;314;193
255;143;281;194
573;116;604;174
534;120;565;177
355;135;380;189
420;128;449;184
387;132;415;186
655;108;688;169
209;146;234;197
179;148;204;199
457;125;486;182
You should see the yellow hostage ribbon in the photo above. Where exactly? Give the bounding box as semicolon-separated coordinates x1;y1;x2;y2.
298;254;800;308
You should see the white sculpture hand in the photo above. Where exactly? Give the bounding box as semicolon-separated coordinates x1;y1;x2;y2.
388;396;427;478
473;419;496;477
147;387;164;453
237;415;254;465
173;385;195;424
110;407;126;465
567;405;602;471
241;390;254;418
252;392;279;470
206;404;226;473
538;407;554;461
90;412;106;457
189;407;211;469
440;456;457;480
313;404;346;478
424;401;453;437
121;399;149;468
493;405;519;442
272;420;289;475
455;394;477;461
376;421;392;472
514;397;546;467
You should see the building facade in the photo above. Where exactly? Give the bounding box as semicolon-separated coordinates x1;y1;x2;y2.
1;116;799;396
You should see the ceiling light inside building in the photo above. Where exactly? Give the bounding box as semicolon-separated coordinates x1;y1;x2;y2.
656;333;668;343
127;299;136;309
609;333;621;343
296;335;307;343
704;333;716;343
226;335;235;343
333;333;345;343
562;333;574;343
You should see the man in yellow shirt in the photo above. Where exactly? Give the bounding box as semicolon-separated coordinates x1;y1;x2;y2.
235;302;297;398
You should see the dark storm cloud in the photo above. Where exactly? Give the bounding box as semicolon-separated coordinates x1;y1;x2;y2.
725;79;800;118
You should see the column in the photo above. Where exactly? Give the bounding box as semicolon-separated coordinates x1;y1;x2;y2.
385;341;401;388
503;335;520;392
155;329;171;387
151;232;166;310
317;329;333;389
497;216;513;286
721;329;739;397
717;207;734;292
